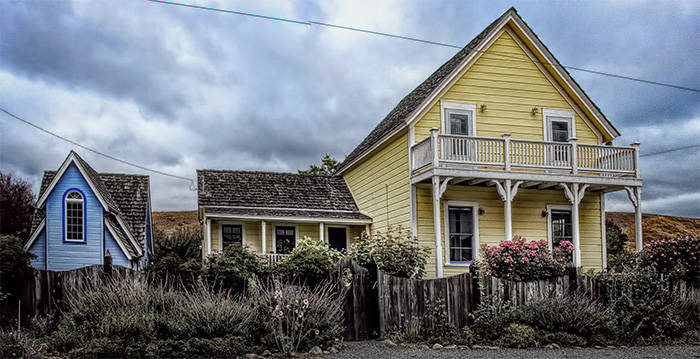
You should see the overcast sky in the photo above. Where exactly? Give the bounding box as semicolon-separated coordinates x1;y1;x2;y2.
1;0;698;218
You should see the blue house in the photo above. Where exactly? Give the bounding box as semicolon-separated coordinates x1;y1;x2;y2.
24;151;153;271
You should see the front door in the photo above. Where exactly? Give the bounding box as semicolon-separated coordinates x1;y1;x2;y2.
328;227;347;251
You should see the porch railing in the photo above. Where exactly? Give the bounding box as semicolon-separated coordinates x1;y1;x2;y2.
259;253;289;266
411;128;640;177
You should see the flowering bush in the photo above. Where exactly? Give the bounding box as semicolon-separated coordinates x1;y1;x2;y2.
349;226;431;279
276;236;342;286
637;236;700;281
249;279;343;354
477;236;573;282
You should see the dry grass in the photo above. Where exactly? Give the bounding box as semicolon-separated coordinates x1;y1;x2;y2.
607;212;700;248
152;210;199;237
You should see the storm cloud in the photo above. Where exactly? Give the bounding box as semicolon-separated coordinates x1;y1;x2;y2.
1;0;698;217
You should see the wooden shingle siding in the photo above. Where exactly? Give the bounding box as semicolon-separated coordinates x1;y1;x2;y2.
414;31;600;145
416;184;602;278
105;227;131;268
28;228;47;270
45;163;103;271
343;134;410;234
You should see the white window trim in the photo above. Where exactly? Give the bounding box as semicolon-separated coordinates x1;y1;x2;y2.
546;204;573;251
443;200;479;266
440;101;477;136
543;108;576;142
218;221;246;251
273;223;298;254
64;190;85;242
326;225;350;250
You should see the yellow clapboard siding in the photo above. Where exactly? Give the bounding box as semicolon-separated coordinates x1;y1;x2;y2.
344;133;410;234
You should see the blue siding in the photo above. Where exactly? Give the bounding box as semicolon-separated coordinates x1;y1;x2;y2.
45;163;104;271
104;226;131;268
28;228;47;270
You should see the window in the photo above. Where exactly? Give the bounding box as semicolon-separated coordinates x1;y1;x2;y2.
275;226;296;254
64;190;84;242
548;205;573;263
441;101;476;136
543;109;575;166
444;201;479;264
221;224;243;248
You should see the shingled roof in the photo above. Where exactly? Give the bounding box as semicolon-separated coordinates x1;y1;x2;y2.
197;170;371;221
28;152;150;257
335;7;616;174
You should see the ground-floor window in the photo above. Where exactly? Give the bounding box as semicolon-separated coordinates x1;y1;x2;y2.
275;226;296;254
549;206;573;263
221;224;243;248
446;203;477;263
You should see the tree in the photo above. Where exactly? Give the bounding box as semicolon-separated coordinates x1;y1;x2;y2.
606;219;633;271
0;172;36;242
298;154;340;176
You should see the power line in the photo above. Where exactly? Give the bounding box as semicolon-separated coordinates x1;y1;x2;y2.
147;0;700;93
641;144;700;157
0;107;197;190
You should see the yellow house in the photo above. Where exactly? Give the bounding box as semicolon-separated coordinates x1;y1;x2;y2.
335;7;642;278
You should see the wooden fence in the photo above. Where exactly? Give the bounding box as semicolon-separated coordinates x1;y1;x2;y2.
7;259;144;327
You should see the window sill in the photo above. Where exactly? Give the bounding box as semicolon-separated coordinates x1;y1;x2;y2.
445;262;472;267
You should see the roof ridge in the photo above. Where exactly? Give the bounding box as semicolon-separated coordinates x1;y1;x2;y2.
197;169;338;178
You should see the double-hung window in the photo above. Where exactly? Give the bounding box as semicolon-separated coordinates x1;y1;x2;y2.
221;224;243;248
548;205;573;263
441;101;476;161
543;108;575;167
275;226;296;254
64;190;84;242
444;201;478;264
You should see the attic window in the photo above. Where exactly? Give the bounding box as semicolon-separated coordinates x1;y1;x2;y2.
441;101;476;136
64;190;85;242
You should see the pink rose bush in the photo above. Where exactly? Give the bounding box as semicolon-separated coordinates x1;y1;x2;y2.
478;236;573;282
637;236;699;280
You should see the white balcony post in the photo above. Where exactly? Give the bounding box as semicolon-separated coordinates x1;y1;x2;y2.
569;137;578;175
261;221;267;254
430;127;439;168
502;133;511;171
634;187;643;251
319;222;325;242
631;142;641;178
205;218;212;256
432;175;444;278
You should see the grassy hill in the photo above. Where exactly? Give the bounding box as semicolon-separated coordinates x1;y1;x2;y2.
152;210;199;236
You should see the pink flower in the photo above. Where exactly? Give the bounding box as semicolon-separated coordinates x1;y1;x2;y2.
315;329;320;335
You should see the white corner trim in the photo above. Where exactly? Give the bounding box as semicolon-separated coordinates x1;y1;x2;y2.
443;200;479;264
24;219;46;251
105;220;135;260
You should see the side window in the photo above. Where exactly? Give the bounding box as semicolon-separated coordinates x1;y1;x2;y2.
64;190;84;242
444;201;479;264
221;224;243;248
543;108;575;142
275;226;296;254
549;207;573;263
441;101;476;136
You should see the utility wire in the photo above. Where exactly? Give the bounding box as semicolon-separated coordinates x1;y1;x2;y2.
641;144;700;157
0;107;197;191
147;0;700;93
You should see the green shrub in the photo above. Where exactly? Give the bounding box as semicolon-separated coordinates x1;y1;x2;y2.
477;236;572;281
0;235;37;327
497;323;538;348
637;236;700;281
249;278;344;354
146;228;202;288
276;236;342;285
606;220;634;272
203;244;262;293
540;331;586;347
349;226;430;279
424;298;457;344
470;295;515;342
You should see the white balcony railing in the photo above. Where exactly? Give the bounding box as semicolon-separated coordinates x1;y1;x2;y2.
411;129;640;178
259;253;288;266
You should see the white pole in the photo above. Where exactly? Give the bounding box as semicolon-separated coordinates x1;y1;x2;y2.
261;221;267;254
432;175;443;278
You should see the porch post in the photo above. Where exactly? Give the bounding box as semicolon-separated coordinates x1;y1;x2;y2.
432;175;444;278
634;187;643;251
571;185;581;267
205;218;212;256
261;221;267;254
365;224;370;236
569;137;578;175
430;127;439;168
491;179;523;242
410;184;417;238
319;222;325;242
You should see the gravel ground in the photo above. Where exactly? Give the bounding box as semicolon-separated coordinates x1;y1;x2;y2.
327;340;700;359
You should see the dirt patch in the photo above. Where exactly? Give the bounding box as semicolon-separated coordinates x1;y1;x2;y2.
152;210;200;237
606;212;700;248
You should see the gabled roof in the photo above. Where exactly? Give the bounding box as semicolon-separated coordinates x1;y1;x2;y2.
197;170;371;222
26;152;150;257
335;7;619;174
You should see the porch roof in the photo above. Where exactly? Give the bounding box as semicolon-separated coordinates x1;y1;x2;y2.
202;206;372;223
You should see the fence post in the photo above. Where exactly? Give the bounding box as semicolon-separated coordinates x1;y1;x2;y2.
567;266;577;294
366;258;381;339
104;251;113;282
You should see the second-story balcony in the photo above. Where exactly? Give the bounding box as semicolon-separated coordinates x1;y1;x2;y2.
411;128;641;188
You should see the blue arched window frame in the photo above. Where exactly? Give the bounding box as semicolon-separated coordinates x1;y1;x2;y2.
63;188;87;243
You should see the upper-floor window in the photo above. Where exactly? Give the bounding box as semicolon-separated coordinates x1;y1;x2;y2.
441;101;476;136
64;190;84;242
543;108;575;143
